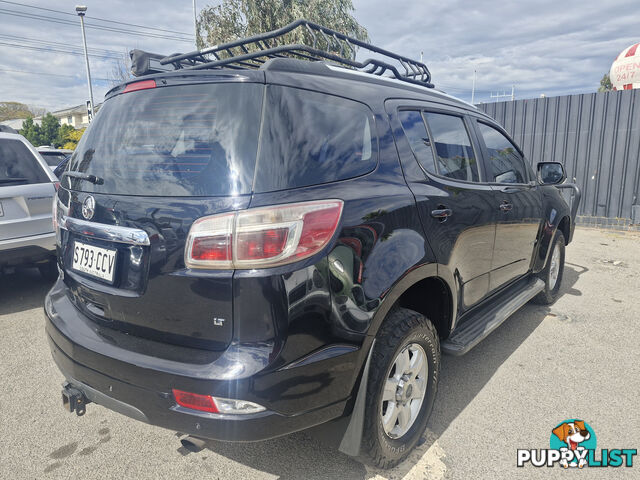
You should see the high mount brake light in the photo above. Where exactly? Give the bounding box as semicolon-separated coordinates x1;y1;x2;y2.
122;79;156;93
184;200;343;269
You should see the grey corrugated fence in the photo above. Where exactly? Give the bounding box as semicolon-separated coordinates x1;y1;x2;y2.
477;89;640;224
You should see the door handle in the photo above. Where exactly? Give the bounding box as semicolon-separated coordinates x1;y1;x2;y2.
431;208;453;221
499;202;513;212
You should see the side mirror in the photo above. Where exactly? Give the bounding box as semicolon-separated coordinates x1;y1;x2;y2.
537;162;566;185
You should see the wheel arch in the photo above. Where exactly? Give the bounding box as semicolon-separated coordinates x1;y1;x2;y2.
367;263;457;341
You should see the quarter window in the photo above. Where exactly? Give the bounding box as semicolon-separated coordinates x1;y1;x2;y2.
478;123;527;184
398;110;436;175
423;112;479;182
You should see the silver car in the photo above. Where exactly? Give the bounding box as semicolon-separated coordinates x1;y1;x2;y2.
0;132;58;279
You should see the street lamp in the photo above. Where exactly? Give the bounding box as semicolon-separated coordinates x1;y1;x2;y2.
76;5;95;123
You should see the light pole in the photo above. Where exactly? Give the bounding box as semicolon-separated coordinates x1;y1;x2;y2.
76;5;95;122
193;0;198;50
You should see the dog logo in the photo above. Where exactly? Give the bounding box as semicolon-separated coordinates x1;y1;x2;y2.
82;195;95;220
551;420;595;468
549;419;596;468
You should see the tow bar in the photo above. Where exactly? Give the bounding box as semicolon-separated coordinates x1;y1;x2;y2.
62;382;91;416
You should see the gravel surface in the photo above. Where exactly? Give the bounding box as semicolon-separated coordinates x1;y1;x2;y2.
1;227;638;479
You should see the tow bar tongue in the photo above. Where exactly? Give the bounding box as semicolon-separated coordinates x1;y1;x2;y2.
61;382;91;416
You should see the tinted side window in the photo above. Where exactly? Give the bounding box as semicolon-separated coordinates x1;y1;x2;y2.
423;112;479;182
255;86;376;192
398;110;436;174
478;123;527;184
0;139;49;185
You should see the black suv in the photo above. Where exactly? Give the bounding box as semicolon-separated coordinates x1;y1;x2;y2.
46;21;578;468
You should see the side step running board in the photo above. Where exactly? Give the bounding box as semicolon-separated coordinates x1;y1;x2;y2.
442;278;545;356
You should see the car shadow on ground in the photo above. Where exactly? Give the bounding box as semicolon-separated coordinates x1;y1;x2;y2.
191;264;587;479
0;268;54;316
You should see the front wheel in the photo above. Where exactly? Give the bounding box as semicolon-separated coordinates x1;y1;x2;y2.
532;230;565;305
361;307;440;469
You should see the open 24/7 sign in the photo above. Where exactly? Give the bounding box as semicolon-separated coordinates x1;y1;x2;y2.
610;43;640;90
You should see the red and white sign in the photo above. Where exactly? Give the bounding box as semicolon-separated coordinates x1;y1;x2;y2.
610;43;640;90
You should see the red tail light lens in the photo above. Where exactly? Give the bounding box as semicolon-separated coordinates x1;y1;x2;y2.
191;235;231;262
236;228;289;261
296;206;343;258
123;79;156;93
172;389;219;413
184;200;343;269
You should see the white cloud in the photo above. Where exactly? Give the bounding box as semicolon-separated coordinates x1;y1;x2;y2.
0;0;636;110
353;0;638;102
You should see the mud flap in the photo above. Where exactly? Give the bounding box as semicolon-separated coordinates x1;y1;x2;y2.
338;339;375;457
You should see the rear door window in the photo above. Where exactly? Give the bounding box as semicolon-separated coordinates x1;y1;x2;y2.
254;86;376;192
398;110;437;175
423;112;479;182
477;122;528;184
0;139;49;186
66;83;264;196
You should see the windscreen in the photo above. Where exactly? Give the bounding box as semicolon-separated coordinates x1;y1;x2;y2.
65;82;264;196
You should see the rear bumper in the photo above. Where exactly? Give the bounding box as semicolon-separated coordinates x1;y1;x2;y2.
0;232;55;266
44;279;354;442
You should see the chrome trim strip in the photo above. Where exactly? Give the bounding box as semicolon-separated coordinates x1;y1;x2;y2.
61;216;150;246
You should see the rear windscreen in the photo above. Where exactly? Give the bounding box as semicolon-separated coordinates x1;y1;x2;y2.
40;152;68;167
0;139;49;185
65;83;264;196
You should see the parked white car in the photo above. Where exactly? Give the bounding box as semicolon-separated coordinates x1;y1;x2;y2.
1;133;58;278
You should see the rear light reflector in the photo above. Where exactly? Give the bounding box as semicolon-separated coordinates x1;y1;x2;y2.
123;79;156;93
172;389;219;413
172;389;266;415
184;200;343;269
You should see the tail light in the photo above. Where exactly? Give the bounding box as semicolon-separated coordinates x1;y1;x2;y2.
172;389;265;415
185;200;343;269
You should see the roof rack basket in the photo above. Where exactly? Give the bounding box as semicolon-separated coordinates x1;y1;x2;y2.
147;19;433;88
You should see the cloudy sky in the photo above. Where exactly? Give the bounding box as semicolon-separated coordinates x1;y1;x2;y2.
0;0;636;112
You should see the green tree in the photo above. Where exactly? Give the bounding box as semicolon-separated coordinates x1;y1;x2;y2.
598;73;613;92
197;0;368;51
0;101;33;122
19;116;43;146
39;113;61;146
57;124;75;147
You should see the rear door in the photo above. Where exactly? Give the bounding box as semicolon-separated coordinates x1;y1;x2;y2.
0;137;55;242
388;101;496;312
56;79;264;351
473;120;543;291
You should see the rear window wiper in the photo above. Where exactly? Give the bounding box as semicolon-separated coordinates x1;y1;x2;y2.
62;171;104;185
0;177;28;184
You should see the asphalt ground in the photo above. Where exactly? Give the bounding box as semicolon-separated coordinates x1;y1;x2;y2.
1;227;639;479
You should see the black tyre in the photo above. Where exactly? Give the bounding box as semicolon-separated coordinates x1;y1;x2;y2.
361;307;440;469
38;260;58;281
532;230;565;305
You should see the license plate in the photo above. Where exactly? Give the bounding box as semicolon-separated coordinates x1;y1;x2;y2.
72;241;117;282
